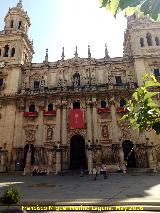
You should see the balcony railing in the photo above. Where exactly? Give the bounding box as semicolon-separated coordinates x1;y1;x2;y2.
19;82;138;96
23;112;38;117
43;110;56;116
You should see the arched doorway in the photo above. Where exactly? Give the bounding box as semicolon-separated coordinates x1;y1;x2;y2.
23;143;35;168
122;140;136;168
70;135;86;170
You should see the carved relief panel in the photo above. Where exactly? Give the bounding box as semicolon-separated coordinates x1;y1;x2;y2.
23;124;38;144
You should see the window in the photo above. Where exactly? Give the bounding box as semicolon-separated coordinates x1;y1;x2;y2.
18;21;22;29
155;37;160;46
73;101;80;109
48;103;53;111
29;104;35;112
34;81;40;89
10;20;14;28
120;99;126;107
0;79;3;87
146;33;152;46
140;38;144;47
3;45;9;57
73;73;80;87
101;100;107;108
154;68;160;81
11;48;15;57
115;76;122;85
0;49;1;57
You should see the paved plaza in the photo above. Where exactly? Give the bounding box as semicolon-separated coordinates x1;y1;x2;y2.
0;172;160;212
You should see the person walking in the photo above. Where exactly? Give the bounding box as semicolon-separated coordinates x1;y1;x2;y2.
103;164;108;179
92;167;97;180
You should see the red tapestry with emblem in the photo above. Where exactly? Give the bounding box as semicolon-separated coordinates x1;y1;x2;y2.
69;109;84;129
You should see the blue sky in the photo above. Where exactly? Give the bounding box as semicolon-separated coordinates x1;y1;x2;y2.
0;0;127;62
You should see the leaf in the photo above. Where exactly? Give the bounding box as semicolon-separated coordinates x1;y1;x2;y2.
119;0;141;10
143;92;158;101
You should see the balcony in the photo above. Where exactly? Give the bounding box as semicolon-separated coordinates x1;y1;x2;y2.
23;112;38;117
98;107;110;113
116;107;127;113
43;110;56;116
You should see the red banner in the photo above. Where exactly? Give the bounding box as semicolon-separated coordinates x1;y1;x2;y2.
69;109;84;129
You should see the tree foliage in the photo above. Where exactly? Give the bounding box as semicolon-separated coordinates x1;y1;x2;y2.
121;74;160;134
99;0;160;21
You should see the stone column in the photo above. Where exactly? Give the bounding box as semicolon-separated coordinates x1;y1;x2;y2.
86;101;92;142
147;143;157;172
55;146;61;174
119;145;126;174
37;98;46;146
55;101;61;143
109;97;119;144
23;149;31;175
87;146;93;174
0;150;8;172
62;100;67;145
47;150;53;175
92;98;99;142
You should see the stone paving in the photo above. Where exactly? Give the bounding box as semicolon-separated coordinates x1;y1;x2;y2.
0;172;160;212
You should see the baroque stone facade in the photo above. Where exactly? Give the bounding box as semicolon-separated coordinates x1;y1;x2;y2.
0;1;160;173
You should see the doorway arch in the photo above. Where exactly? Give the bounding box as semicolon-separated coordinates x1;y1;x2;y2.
23;143;35;168
122;140;136;168
70;134;86;170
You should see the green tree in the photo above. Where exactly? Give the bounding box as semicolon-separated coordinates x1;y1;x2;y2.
121;74;160;134
99;0;160;21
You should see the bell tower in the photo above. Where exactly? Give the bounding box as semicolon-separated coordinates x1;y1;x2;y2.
0;0;34;65
123;14;160;86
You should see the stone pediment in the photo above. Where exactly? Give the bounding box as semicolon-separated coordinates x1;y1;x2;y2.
57;57;96;68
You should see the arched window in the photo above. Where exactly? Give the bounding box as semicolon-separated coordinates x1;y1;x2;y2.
101;100;107;108
34;81;40;89
73;101;80;109
18;21;22;29
3;45;9;57
73;73;80;87
0;79;3;87
140;38;144;47
120;99;126;107
146;33;152;46
10;20;14;28
11;48;15;57
29;104;35;112
48;103;53;111
155;37;160;46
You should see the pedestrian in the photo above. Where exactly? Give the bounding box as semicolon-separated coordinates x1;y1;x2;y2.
103;164;108;179
92;167;97;180
100;165;104;175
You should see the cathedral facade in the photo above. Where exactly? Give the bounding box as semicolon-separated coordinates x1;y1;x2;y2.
0;1;159;174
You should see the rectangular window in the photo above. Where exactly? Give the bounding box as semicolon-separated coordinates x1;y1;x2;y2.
34;81;40;89
115;76;122;85
154;68;160;82
0;79;3;87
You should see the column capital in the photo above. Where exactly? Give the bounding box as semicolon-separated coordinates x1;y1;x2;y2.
92;97;97;107
62;100;67;109
55;101;61;109
109;96;116;106
85;100;92;108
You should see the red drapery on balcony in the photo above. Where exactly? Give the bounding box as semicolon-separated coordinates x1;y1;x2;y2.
69;109;84;129
43;110;56;116
23;112;38;117
116;107;126;113
98;108;110;113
